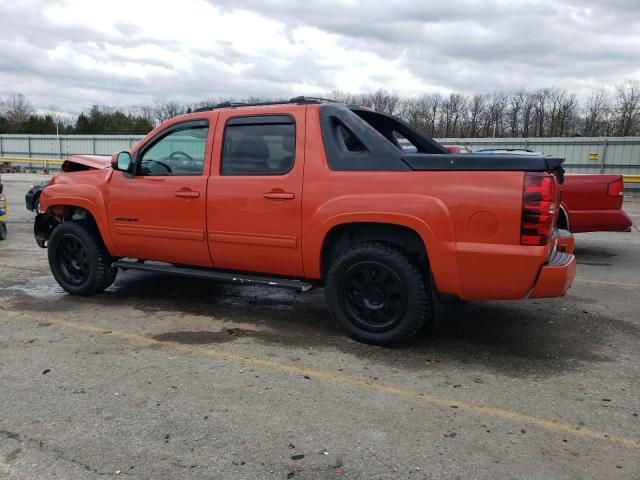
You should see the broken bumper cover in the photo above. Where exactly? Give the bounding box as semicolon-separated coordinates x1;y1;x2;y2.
555;228;575;254
528;230;576;298
34;212;57;248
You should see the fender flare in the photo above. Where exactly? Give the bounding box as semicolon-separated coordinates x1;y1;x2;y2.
303;194;462;295
40;185;115;254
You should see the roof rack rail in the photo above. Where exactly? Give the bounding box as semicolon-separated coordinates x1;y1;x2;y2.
288;96;340;104
192;96;341;113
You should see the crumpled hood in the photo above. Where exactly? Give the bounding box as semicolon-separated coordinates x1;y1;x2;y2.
62;155;112;172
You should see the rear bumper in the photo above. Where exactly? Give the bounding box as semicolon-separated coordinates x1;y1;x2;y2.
528;249;576;299
568;209;633;233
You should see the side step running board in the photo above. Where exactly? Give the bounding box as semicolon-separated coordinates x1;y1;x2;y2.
112;260;314;292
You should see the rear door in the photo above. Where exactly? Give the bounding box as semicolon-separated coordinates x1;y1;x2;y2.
206;108;305;277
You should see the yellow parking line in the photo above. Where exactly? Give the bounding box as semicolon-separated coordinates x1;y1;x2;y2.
575;279;640;288
0;263;44;273
2;308;639;451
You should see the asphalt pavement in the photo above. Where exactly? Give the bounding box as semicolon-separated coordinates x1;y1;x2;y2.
1;173;639;479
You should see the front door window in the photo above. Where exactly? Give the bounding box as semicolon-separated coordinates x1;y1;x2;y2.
139;125;208;176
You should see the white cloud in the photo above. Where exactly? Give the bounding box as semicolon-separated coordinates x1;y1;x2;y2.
0;0;638;111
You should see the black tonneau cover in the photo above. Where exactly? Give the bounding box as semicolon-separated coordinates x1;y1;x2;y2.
402;154;565;183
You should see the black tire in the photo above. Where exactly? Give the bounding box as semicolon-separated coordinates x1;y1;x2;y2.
48;222;117;295
0;222;6;241
325;242;431;346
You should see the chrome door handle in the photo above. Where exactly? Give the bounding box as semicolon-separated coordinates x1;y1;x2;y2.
174;190;200;198
263;191;295;200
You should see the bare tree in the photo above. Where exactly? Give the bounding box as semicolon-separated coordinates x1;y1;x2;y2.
355;89;402;116
481;93;507;137
545;88;578;136
439;93;467;137
465;94;486;137
614;81;640;136
129;104;156;125
153;100;185;125
4;93;33;129
423;94;442;137
531;88;550;137
402;95;427;131
583;88;609;136
3;85;640;138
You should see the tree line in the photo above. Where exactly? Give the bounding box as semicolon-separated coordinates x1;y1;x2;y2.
1;81;639;137
330;81;640;138
0;94;154;135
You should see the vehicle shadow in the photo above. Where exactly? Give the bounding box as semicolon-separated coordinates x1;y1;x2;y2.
573;245;617;266
6;270;622;378
105;271;619;377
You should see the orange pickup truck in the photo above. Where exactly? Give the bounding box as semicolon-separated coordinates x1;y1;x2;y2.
35;98;576;345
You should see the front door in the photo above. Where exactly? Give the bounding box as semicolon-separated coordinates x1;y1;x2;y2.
206;108;305;277
107;119;214;267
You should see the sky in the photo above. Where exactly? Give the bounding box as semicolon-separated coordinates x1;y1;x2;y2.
0;0;639;112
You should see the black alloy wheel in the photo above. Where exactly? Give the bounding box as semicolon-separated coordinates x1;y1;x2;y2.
325;242;431;346
56;235;90;285
339;260;408;332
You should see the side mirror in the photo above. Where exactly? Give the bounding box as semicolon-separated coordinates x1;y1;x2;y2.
112;151;133;173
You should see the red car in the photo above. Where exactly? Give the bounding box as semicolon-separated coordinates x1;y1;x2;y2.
557;174;631;233
471;149;632;233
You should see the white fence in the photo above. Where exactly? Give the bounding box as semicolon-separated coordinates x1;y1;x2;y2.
1;134;639;179
438;136;640;176
0;134;142;159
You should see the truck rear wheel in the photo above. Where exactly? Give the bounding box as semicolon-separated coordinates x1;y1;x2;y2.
48;222;117;295
325;242;430;346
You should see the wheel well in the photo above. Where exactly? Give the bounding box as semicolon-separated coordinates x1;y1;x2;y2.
36;206;99;248
50;206;98;227
557;206;569;230
321;222;428;277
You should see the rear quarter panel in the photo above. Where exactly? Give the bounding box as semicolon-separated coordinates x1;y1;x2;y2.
302;109;549;299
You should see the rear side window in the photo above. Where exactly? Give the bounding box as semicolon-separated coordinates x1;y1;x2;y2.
221;117;295;175
337;123;367;152
392;131;418;153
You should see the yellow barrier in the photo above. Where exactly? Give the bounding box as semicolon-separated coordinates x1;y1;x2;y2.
0;156;64;165
624;175;640;184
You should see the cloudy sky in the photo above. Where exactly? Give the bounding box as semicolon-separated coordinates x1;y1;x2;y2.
0;0;639;112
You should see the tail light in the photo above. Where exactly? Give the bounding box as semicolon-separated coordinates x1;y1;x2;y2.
607;178;624;197
521;172;557;246
444;145;461;154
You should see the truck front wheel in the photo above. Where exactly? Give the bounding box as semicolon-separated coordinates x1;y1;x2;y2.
48;222;117;295
325;243;431;346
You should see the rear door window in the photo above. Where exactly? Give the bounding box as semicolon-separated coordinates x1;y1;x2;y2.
221;117;295;175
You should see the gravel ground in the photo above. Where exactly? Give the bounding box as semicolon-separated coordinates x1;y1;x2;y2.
1;173;639;479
